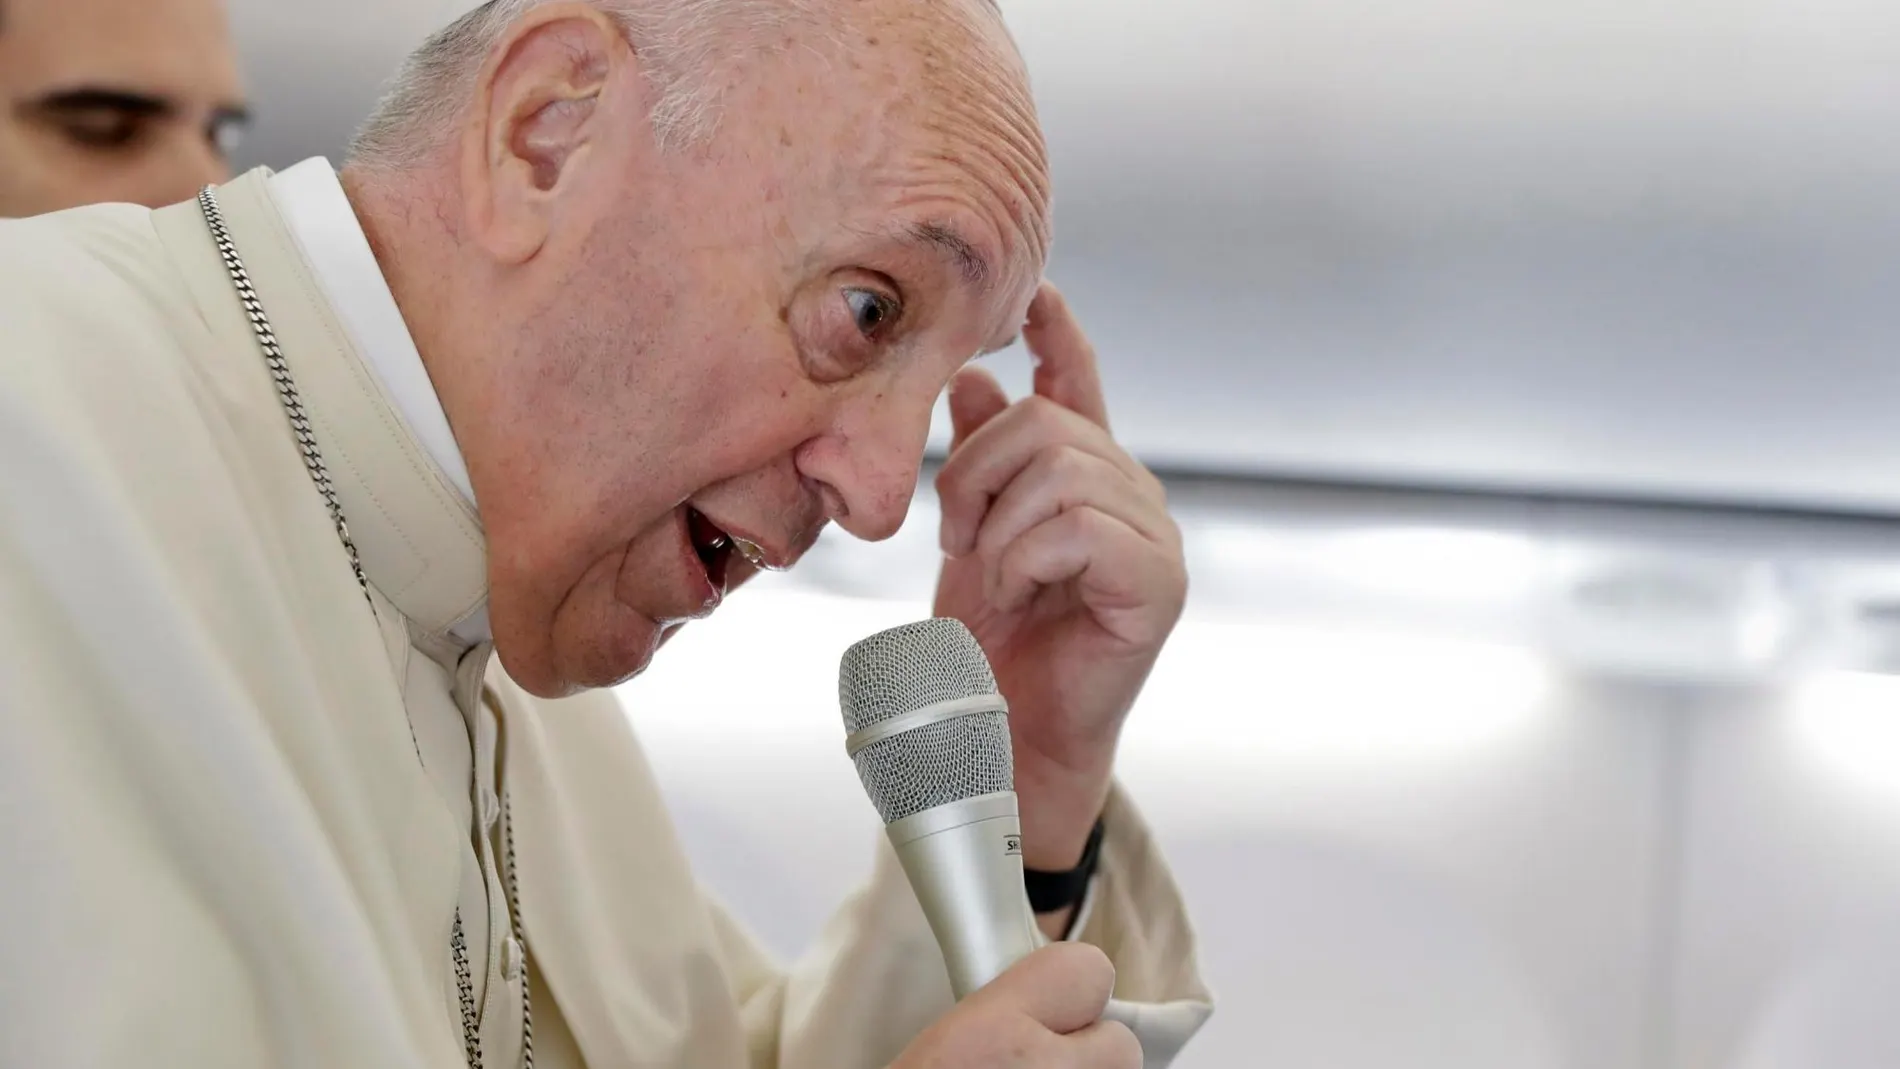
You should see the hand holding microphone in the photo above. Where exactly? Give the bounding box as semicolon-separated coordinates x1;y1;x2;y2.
856;281;1202;1065
841;619;1209;1069
888;944;1142;1069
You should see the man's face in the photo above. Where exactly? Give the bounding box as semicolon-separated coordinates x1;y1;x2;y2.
0;0;247;217
463;1;1051;696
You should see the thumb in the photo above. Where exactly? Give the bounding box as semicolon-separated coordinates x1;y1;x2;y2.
976;943;1117;1035
946;366;1010;453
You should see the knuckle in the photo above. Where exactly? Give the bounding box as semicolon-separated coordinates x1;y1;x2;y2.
1162;512;1187;552
1025;450;1080;502
975;523;1011;564
1071;504;1111;537
1046;443;1094;482
1021;394;1065;431
933;462;969;500
1143;467;1168;503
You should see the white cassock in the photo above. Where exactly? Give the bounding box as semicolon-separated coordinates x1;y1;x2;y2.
0;160;1213;1068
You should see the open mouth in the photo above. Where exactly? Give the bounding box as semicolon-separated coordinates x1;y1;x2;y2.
684;506;775;606
686;507;734;594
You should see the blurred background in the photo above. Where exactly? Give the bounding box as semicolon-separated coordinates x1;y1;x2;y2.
227;1;1900;1066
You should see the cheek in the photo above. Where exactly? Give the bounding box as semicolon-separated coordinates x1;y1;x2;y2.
667;322;831;480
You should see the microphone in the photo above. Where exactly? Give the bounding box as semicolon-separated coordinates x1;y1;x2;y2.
838;618;1209;1069
840;617;1038;996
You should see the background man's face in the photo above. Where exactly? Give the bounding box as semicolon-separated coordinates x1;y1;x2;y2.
0;0;248;218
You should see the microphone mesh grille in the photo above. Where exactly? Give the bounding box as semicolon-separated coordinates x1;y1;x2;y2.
839;618;1014;824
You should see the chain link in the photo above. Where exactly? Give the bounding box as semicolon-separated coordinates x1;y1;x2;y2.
505;795;534;1069
451;913;485;1069
198;185;531;1069
198;187;372;608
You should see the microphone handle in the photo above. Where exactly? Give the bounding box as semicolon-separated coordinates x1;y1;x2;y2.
887;794;1211;1068
888;792;1041;998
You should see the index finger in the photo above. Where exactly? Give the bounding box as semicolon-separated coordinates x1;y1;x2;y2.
1023;282;1112;431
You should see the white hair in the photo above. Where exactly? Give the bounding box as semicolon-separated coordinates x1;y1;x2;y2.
348;0;823;170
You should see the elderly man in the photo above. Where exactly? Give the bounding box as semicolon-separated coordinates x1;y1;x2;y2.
0;1;1210;1067
0;0;249;217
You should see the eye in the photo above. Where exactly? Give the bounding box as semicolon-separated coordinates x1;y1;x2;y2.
209;115;247;159
59;113;146;151
844;287;902;339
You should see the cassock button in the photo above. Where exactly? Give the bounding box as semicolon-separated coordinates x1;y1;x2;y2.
503;936;524;982
479;786;500;831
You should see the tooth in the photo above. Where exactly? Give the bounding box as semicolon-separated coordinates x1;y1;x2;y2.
731;536;767;567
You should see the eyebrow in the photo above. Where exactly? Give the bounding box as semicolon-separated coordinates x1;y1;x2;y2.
22;87;252;131
907;221;993;292
900;221;1024;356
27;87;174;119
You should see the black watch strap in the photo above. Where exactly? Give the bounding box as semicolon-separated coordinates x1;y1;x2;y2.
1024;817;1105;914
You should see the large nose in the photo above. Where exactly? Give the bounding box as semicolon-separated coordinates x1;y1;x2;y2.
796;381;940;543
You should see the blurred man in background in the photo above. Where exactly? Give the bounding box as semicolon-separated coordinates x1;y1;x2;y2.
0;0;249;217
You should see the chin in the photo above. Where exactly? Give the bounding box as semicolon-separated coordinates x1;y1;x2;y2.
566;625;664;695
493;605;663;700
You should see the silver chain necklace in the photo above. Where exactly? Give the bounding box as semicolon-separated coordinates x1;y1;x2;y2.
198;186;534;1069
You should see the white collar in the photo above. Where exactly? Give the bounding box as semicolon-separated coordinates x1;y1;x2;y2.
267;157;492;643
267;158;477;506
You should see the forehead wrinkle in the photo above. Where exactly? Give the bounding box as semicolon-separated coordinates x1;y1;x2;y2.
861;0;1052;270
921;81;1048;258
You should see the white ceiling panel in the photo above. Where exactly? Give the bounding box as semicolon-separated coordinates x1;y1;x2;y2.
228;0;1900;511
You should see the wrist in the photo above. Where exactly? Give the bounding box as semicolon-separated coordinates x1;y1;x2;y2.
1025;816;1104;911
1014;756;1113;871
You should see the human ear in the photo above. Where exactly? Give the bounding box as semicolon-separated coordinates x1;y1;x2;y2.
459;2;628;264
